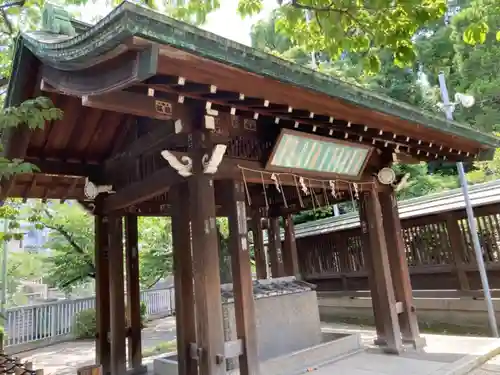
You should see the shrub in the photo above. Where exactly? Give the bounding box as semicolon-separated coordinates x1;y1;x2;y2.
0;325;6;349
73;308;97;339
140;301;147;327
73;302;148;339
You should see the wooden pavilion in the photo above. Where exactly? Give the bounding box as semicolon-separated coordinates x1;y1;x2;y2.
1;2;499;375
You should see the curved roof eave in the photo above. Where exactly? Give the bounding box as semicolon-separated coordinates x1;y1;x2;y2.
9;1;500;149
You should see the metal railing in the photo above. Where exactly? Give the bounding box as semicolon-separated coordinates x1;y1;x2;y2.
3;286;175;350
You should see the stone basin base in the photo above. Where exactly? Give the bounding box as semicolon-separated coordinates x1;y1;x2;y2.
153;332;362;375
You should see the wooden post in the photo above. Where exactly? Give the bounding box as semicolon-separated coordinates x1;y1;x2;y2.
358;198;386;345
267;217;285;278
171;183;198;375
379;189;425;349
359;187;402;354
445;215;471;291
189;135;226;375
251;214;268;280
95;214;111;374
108;216;127;375
125;215;145;372
282;214;300;278
227;180;260;375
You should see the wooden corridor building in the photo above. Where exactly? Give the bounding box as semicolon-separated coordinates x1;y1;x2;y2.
2;2;499;375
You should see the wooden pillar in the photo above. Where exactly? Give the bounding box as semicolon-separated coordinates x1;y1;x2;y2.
445;215;471;291
359;186;402;354
125;215;145;372
171;183;198;375
95;214;111;374
251;214;267;280
267;217;285;278
379;189;425;349
189;139;226;375
282;214;300;278
108;216;126;375
228;181;260;375
359;199;386;345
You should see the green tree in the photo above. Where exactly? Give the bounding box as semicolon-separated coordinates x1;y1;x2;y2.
172;0;450;70
137;216;173;288
6;251;46;305
29;203;173;292
448;0;500;133
169;0;500;71
38;203;95;291
216;218;232;284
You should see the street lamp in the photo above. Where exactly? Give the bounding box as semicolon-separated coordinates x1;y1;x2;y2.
438;73;498;337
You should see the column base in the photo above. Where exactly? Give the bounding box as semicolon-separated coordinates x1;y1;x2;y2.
403;336;427;350
381;346;403;355
127;365;148;375
373;337;404;355
373;337;387;346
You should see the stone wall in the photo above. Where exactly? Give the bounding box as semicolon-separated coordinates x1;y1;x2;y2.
221;277;322;366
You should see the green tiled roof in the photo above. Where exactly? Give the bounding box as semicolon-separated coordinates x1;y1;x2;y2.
7;1;500;149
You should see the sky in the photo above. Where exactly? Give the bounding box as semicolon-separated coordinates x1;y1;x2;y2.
78;0;277;46
201;0;277;45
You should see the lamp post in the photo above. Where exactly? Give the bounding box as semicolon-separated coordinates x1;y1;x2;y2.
438;73;498;337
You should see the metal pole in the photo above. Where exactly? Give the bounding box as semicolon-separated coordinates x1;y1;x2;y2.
1;218;7;317
304;11;317;68
438;72;498;337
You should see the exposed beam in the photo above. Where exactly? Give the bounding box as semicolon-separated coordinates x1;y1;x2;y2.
24;158;101;178
104;151;373;214
61;178;79;203
146;83;474;161
103;166;183;213
106;125;188;167
82;90;189;122
23;175;37;203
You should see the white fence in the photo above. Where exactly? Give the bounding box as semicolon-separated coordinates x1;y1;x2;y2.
4;287;175;350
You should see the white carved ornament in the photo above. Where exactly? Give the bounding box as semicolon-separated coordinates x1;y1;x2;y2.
161;150;193;177
161;144;227;177
84;178;115;200
203;144;227;174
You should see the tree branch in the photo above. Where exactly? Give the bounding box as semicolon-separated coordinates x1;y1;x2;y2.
42;208;96;273
61;271;95;289
289;0;336;12
0;0;26;36
146;275;163;290
288;0;375;39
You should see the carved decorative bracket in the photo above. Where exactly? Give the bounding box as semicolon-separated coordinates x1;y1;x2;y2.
161;150;193;177
203;144;227;174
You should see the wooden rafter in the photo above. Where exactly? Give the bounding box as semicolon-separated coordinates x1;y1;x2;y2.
23;158;100;178
22;175;37;203
144;83;473;162
61;178;79;203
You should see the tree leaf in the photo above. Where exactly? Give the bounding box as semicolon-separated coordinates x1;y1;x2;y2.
367;55;381;73
463;22;489;45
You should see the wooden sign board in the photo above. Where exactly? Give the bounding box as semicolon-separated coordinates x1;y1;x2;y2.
266;129;372;178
